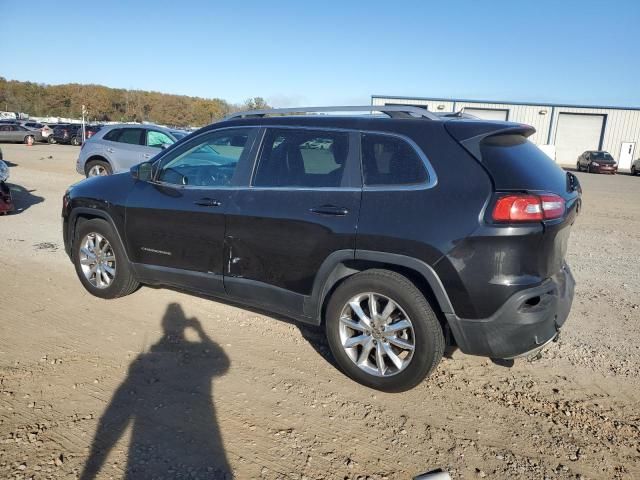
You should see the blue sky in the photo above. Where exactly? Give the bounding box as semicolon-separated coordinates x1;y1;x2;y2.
1;0;639;107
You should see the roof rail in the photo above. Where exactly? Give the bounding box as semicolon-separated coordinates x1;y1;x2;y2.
223;105;440;121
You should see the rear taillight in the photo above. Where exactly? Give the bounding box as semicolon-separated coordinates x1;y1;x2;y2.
492;193;565;222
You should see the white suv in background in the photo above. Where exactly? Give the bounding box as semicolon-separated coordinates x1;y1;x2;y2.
76;124;188;177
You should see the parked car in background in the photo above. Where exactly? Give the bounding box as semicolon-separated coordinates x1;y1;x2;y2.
70;124;103;146
631;158;640;176
76;124;188;177
62;105;580;391
21;121;54;141
47;124;71;144
0;124;43;144
577;150;618;174
50;124;84;145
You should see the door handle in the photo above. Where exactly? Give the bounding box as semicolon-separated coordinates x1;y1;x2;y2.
143;153;152;158
194;198;221;207
309;205;349;216
106;148;114;153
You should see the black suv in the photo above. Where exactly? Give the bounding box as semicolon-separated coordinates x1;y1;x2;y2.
62;106;580;392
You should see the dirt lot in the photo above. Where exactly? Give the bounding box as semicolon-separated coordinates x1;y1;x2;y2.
0;143;638;480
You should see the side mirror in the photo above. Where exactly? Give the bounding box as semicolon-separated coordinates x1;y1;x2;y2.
131;161;154;182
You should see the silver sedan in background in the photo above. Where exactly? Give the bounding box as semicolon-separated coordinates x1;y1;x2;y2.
0;124;44;144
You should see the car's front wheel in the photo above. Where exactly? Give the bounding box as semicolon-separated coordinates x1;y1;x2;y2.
73;218;139;299
71;137;81;146
325;269;444;392
48;136;56;144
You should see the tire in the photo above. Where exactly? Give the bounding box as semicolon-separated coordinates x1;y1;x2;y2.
85;159;112;177
48;136;57;144
72;218;139;299
24;135;34;145
325;269;445;392
71;137;81;146
632;165;637;176
576;162;581;172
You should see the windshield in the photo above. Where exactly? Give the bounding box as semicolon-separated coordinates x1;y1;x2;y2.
591;152;613;161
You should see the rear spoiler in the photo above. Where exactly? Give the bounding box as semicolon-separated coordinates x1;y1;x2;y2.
445;121;536;161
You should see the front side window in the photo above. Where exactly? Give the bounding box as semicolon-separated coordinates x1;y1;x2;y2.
147;130;174;148
253;129;349;187
116;128;144;145
361;134;427;186
157;128;253;187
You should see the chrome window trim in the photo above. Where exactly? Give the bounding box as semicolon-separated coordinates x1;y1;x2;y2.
246;125;438;191
150;124;438;192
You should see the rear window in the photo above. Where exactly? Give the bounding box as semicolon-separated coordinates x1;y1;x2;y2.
480;134;567;192
591;151;613;160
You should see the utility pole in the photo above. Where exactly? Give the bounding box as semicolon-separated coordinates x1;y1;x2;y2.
82;105;87;143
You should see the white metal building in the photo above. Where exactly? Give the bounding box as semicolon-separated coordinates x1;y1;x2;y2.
372;95;640;170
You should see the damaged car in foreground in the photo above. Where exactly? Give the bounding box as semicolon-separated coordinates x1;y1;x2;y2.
62;106;581;392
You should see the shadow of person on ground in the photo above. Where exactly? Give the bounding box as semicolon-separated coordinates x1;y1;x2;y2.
80;303;231;480
5;183;44;214
150;284;340;373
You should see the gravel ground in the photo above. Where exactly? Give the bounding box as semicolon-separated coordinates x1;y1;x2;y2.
0;143;638;479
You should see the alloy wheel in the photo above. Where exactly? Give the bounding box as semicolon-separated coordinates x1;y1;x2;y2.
338;292;415;377
79;232;116;289
88;164;108;177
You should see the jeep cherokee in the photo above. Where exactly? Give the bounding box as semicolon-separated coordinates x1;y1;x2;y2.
62;106;580;392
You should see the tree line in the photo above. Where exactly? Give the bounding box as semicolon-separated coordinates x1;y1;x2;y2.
0;77;269;127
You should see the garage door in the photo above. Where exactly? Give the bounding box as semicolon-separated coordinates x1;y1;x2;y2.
554;113;605;166
463;108;509;121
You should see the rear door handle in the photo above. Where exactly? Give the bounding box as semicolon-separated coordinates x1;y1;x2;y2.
309;205;349;216
194;198;221;207
143;153;152;159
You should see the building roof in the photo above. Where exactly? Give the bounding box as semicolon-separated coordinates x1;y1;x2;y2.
372;95;640;112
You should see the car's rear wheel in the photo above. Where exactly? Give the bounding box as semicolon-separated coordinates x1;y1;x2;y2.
71;137;81;146
632;165;637;176
85;159;112;178
72;218;139;299
23;135;35;145
325;269;444;392
576;161;581;172
48;136;56;144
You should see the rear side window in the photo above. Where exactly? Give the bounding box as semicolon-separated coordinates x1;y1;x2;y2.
253;129;348;187
115;128;144;145
103;129;121;141
361;134;427;186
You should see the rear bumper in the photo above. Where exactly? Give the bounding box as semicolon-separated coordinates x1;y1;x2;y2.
594;166;617;174
445;263;575;359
